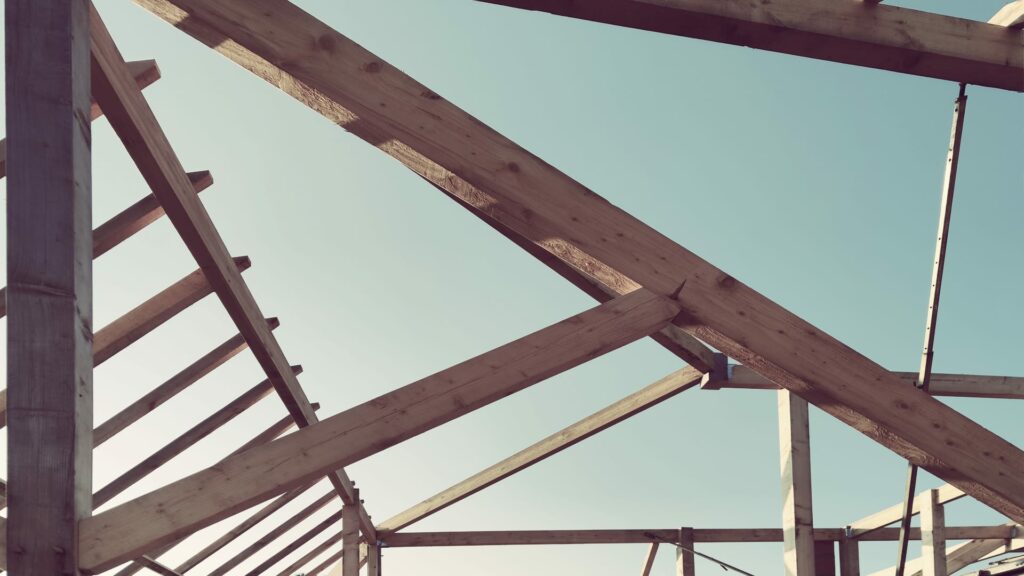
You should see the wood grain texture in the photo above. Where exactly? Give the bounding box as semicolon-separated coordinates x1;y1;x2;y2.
130;0;1024;523
79;288;679;571
921;490;947;576
342;499;359;576
378;366;702;534
6;1;93;574
475;0;1024;91
779;391;815;576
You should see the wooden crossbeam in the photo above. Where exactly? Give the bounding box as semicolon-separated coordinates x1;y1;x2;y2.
138;556;183;576
206;491;337;576
0;169;212;320
378;365;703;534
248;511;344;576
0;58;159;181
382;527;1017;547
721;366;1024;400
88;8;372;538
93;373;286;508
868;526;1019;576
991;1;1024;28
848;484;965;535
474;0;1024;91
79;288;679;571
131;0;1024;525
94;322;277;447
306;549;345;576
274;530;344;576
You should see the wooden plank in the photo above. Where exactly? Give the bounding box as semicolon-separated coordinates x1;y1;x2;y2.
205;490;337;576
342;497;360;576
80;289;679;571
6;1;93;574
378;365;703;534
474;0;1024;91
93;322;277;447
0;58;159;181
248;511;344;576
93;373;287;508
848;484;965;534
817;541;838;576
641;542;659;576
138;556;182;576
0;169;214;320
306;549;345;576
274;530;344;576
382;527;1014;547
839;537;861;576
990;1;1024;28
722;366;1024;400
868;528;1015;576
779;390;815;576
676;528;695;576
365;543;380;576
921;490;948;576
88;8;368;533
131;0;1024;524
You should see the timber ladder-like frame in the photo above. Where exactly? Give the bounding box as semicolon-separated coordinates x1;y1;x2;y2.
3;1;1024;576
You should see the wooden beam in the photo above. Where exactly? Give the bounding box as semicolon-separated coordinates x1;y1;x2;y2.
138;556;182;576
868;528;1017;576
205;490;337;576
722;365;1024;400
79;288;679;571
990;1;1024;28
88;8;369;534
381;527;1014;547
342;497;360;576
93;322;277;447
0;58;159;181
306;549;345;576
274;530;344;576
848;484;965;535
0;169;214;320
131;0;1024;523
641;542;659;576
921;490;948;576
366;543;380;576
817;541;838;576
839;537;861;576
6;1;93;574
378;365;703;534
93;373;286;508
677;528;695;576
779;390;815;576
474;0;1024;91
248;511;344;576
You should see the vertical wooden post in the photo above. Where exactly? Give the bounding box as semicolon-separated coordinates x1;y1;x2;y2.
341;489;360;576
838;537;861;576
921;490;948;576
815;541;837;576
6;0;93;575
779;390;815;576
676;528;696;576
366;543;381;576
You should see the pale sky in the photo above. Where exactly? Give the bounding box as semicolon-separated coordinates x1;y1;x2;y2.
1;1;1022;575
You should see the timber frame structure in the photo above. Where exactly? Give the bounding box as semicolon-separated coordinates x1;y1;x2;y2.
4;1;1024;576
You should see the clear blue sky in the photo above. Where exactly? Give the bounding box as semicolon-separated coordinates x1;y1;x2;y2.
1;1;1022;575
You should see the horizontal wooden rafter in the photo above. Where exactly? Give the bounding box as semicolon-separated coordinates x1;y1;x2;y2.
129;0;1024;524
849;484;966;535
474;0;1024;91
79;288;680;571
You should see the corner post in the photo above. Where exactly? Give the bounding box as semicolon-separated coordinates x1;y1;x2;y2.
341;489;360;576
779;390;815;576
921;489;948;576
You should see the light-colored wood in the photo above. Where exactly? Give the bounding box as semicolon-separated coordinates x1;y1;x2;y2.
779;390;815;576
474;0;1024;91
990;1;1024;28
93;373;286;508
0;169;213;321
921;490;948;576
867;528;1014;576
93;322;276;447
641;542;659;576
839;537;861;576
274;530;345;576
138;556;183;576
723;365;1024;400
381;527;1014;547
378;365;703;534
206;490;336;576
0;59;159;182
88;9;368;534
130;0;1024;524
248;511;344;576
342;493;360;576
848;484;965;534
79;288;678;571
6;1;93;574
676;528;695;576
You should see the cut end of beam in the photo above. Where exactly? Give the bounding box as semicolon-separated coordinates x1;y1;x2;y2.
267;317;281;329
187;170;214;190
232;255;252;270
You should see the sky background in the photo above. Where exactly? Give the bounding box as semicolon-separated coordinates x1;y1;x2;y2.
1;1;1023;575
